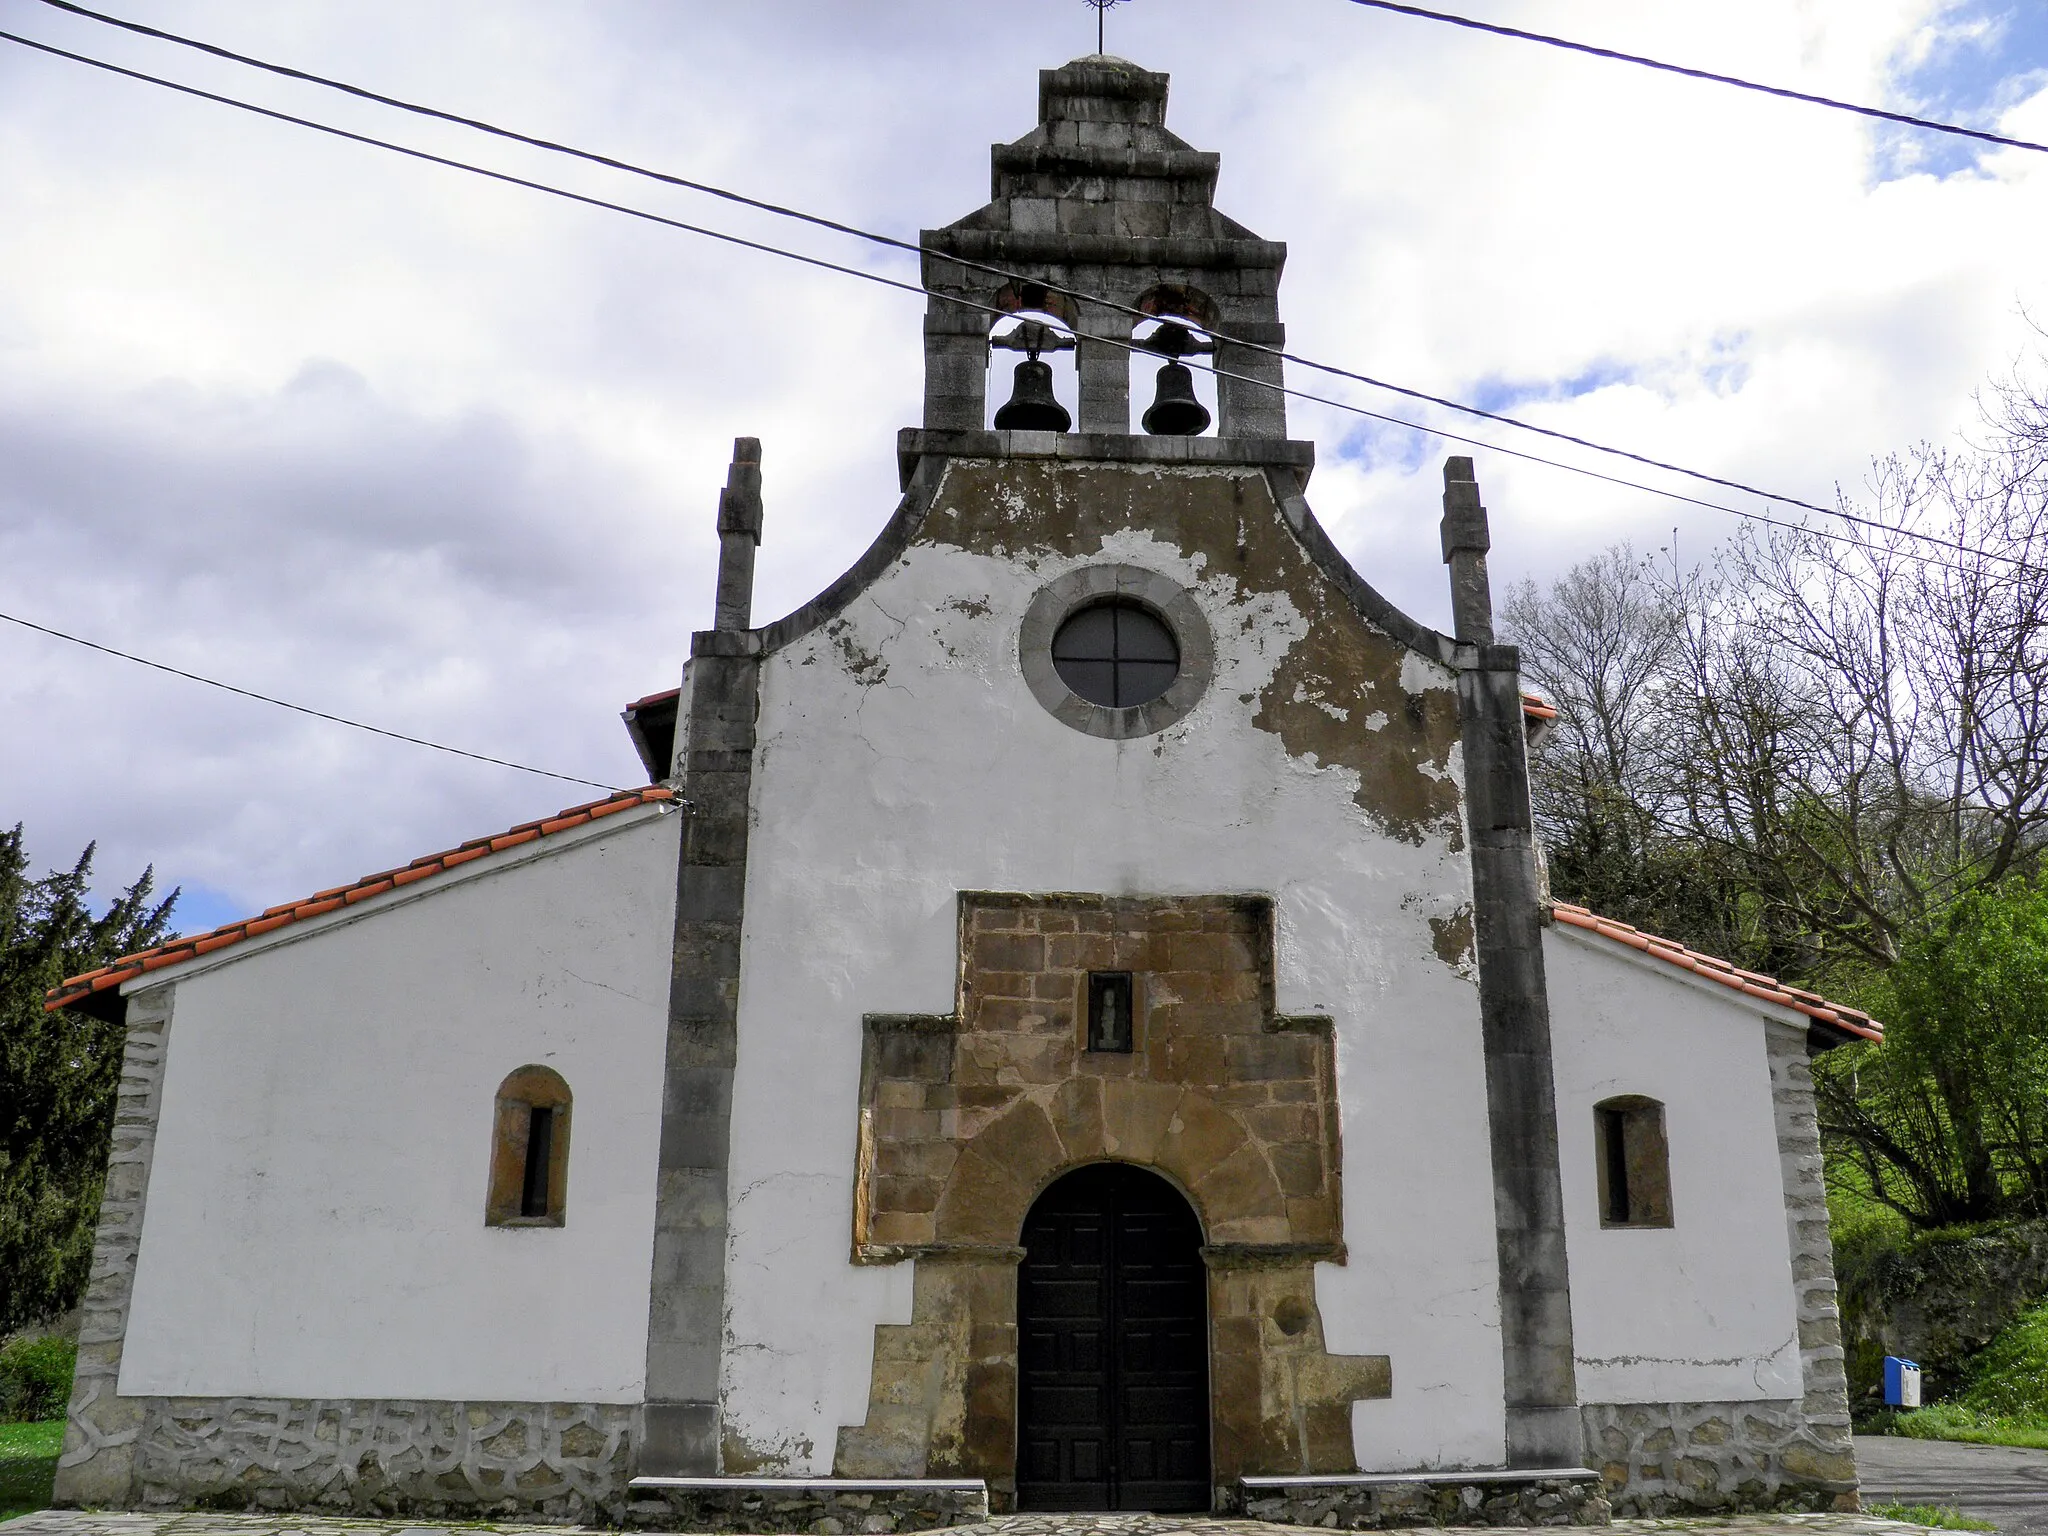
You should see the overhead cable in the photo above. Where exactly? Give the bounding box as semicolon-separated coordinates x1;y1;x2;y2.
1;26;2039;578
0;608;627;791
1341;0;2048;158
23;0;1859;519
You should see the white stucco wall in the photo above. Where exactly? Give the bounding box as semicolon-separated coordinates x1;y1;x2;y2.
119;807;679;1402
1545;927;1803;1404
722;464;1509;1473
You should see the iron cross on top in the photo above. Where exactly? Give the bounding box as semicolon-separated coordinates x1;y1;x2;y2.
1085;0;1129;55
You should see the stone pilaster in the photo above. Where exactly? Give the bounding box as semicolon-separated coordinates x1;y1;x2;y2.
640;449;767;1476
52;983;173;1508
1768;1026;1860;1502
1446;459;1581;1468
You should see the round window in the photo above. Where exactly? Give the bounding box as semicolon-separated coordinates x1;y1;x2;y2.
1051;599;1181;708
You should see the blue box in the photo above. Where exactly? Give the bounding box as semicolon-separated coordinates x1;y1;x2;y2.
1884;1355;1922;1407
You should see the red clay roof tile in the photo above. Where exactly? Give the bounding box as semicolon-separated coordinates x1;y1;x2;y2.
45;786;676;1013
1550;901;1883;1041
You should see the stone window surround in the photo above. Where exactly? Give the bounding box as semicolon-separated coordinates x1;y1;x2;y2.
487;1064;574;1229
1019;564;1214;740
1592;1093;1673;1231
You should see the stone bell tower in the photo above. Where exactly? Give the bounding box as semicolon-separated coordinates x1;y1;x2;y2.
919;56;1288;439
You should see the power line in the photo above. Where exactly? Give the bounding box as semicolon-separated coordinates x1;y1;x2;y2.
1341;0;2048;158
0;609;626;791
2;26;2040;580
22;0;1858;521
40;0;2048;578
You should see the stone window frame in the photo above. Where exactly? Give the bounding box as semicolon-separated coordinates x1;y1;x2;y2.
1593;1093;1673;1229
1019;564;1214;740
487;1064;573;1228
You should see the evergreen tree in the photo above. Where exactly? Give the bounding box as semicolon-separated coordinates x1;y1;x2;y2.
0;826;176;1334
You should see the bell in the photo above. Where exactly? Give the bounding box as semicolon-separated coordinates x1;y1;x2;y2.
1141;361;1212;436
993;358;1072;432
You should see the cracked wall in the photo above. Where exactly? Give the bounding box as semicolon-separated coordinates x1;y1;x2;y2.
724;455;1504;1476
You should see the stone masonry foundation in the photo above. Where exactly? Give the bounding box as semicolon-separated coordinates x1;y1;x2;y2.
621;1476;988;1533
1581;1400;1856;1515
1235;1470;1609;1528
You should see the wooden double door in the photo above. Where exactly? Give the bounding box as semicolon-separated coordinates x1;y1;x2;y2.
1016;1162;1211;1512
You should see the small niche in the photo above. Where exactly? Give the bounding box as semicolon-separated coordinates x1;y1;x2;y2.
1087;971;1136;1053
1594;1095;1672;1229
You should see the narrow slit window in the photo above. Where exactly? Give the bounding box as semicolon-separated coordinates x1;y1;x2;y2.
1597;1106;1630;1223
487;1065;572;1227
1088;971;1135;1053
521;1106;555;1218
1594;1095;1672;1229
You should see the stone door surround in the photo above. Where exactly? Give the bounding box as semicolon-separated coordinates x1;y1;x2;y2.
834;892;1390;1510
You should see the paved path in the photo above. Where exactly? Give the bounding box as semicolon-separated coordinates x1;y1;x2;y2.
1855;1434;2048;1536
0;1511;1950;1536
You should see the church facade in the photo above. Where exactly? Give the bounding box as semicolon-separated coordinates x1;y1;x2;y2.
49;57;1874;1528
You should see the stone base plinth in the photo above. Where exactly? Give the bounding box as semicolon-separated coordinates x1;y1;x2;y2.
1235;1467;1610;1528
620;1476;987;1533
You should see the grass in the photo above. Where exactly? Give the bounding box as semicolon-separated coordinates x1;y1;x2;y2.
0;1419;62;1524
1888;1401;2048;1450
1868;1502;2000;1531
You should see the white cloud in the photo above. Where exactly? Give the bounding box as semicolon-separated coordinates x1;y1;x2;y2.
1;0;2044;924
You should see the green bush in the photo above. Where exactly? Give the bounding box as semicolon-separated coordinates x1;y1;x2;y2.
0;1337;74;1423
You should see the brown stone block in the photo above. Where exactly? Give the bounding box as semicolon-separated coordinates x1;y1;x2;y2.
876;1080;927;1109
970;902;1028;934
1268;1077;1321;1104
870;1210;936;1246
1046;934;1113;970
1157;1035;1228;1084
1075;908;1114;934
1022;1036;1084;1085
956;1083;1014;1109
964;1099;1064;1185
969;1324;1017;1357
1156;1089;1250;1180
962;1360;1017;1478
1048;1076;1107;1162
1029;971;1079;1003
1126;932;1175;971
1193;1142;1286;1226
974;933;1045;973
876;1176;941;1214
972;970;1037;1002
1303;1403;1360;1474
1213;1315;1261;1354
974;998;1059;1036
1210;1080;1273;1110
1100;1079;1185;1162
1212;1213;1293;1245
875;1106;941;1143
1229;1033;1319;1081
889;1139;960;1180
1209;1001;1272;1035
1270;1143;1327;1197
1246;1104;1320;1145
934;1148;1031;1245
1165;932;1239;971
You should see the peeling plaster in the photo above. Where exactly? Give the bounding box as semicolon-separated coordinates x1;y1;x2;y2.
726;457;1503;1474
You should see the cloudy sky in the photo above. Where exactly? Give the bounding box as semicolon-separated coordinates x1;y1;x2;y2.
2;0;2046;935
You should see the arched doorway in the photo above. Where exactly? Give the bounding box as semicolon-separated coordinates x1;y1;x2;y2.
1016;1162;1210;1512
